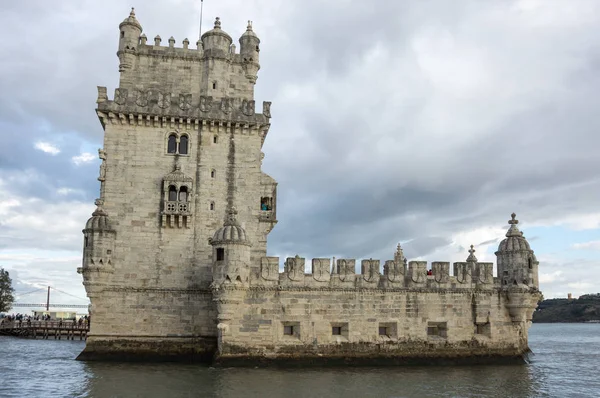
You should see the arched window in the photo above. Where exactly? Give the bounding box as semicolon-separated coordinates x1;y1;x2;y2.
179;186;188;202
167;134;177;154
179;135;188;155
210;202;215;211
168;185;177;201
213;136;218;144
210;169;216;178
212;82;217;90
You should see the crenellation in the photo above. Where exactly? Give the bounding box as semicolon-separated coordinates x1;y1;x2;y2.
79;8;542;365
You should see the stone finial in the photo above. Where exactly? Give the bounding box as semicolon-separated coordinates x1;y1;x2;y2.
130;7;136;18
225;206;239;226
140;34;147;45
154;35;161;46
466;245;478;262
168;36;175;47
247;20;253;31
506;212;522;237
214;17;221;29
183;38;189;49
196;39;203;50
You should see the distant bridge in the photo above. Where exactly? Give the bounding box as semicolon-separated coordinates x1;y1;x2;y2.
11;286;90;311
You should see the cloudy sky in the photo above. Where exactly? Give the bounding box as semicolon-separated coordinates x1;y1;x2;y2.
0;0;599;309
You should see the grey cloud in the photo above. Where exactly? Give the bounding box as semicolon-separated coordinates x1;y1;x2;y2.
1;0;599;298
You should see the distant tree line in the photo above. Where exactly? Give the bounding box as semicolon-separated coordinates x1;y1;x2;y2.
533;294;600;323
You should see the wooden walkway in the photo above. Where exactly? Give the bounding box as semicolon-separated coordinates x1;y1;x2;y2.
0;320;89;340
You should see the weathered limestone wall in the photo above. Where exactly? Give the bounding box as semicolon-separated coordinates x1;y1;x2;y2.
216;287;525;361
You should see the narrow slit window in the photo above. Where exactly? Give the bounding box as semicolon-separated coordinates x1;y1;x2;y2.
168;186;177;201
216;248;224;261
528;258;533;269
212;82;217;90
121;31;125;39
179;186;188;202
211;169;216;178
167;134;177;154
213;136;218;144
179;135;188;155
210;202;215;211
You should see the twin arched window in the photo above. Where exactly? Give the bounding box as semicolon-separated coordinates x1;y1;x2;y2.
168;185;189;202
167;133;189;155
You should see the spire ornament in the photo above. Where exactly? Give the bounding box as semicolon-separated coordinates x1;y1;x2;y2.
466;245;478;262
214;17;221;29
247;20;253;31
506;212;522;237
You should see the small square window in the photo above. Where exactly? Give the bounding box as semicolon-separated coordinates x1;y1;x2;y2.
379;326;388;337
476;322;491;337
332;326;342;336
283;325;294;335
427;322;447;338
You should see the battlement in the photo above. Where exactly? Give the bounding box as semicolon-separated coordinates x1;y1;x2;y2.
116;10;262;104
96;86;271;129
257;256;498;290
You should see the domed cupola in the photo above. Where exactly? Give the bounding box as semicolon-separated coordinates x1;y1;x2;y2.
201;17;233;57
85;206;113;231
211;207;250;246
495;213;538;289
119;7;142;31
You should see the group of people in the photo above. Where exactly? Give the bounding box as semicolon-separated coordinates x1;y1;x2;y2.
0;314;90;328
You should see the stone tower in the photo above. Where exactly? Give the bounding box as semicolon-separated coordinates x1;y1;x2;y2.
78;9;277;360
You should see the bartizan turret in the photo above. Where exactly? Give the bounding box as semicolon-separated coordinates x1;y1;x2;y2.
239;21;260;84
210;207;252;287
117;8;142;72
496;213;542;325
496;213;539;289
77;204;116;296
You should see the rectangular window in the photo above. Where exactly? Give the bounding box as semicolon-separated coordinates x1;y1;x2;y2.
476;322;491;337
332;326;342;336
427;322;447;338
282;322;300;338
216;248;224;261
378;322;397;339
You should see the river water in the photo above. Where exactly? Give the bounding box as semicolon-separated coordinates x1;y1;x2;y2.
0;324;598;398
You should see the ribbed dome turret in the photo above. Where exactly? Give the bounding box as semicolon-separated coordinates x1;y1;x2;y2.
84;205;113;231
497;213;531;252
240;20;259;40
119;7;142;31
201;17;233;55
211;207;250;246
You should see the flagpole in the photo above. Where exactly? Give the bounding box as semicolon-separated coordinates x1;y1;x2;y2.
199;0;204;40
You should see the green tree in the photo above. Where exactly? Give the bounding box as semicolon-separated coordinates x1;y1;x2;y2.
0;267;15;313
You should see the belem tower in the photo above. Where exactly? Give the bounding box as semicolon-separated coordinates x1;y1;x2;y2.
77;9;543;364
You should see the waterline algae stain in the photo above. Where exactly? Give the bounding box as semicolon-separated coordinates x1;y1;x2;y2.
77;9;541;364
1;325;599;397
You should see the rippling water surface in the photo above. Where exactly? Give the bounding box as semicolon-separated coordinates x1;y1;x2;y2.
0;324;598;397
